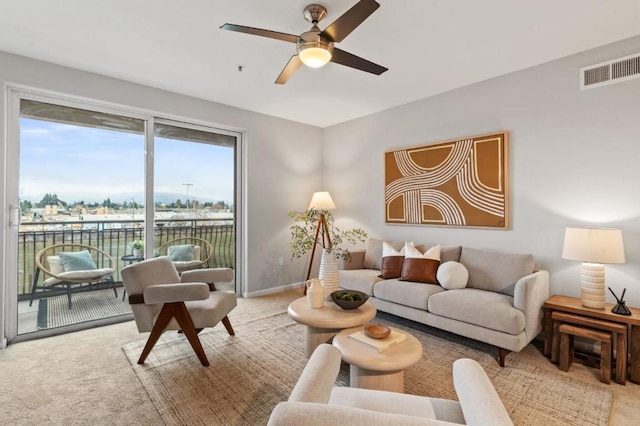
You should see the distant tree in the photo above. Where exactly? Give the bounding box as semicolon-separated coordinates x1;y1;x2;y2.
20;200;32;211
37;193;63;208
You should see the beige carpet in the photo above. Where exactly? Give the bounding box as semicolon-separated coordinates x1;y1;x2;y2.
123;309;612;426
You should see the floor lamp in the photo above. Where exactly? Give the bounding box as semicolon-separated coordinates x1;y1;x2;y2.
304;192;336;294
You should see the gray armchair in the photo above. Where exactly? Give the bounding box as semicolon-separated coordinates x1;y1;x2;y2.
268;344;513;426
121;256;237;366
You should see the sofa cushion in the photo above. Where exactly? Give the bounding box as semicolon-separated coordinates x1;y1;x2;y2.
459;247;535;296
440;246;462;263
363;239;426;271
379;242;404;279
399;258;440;284
339;269;383;296
373;279;445;310
404;243;440;260
428;289;526;335
437;261;469;290
379;256;404;279
363;239;385;270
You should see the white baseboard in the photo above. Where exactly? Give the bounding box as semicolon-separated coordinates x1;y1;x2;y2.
243;282;304;298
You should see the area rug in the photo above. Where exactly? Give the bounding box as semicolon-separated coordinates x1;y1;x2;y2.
122;310;612;426
37;290;131;329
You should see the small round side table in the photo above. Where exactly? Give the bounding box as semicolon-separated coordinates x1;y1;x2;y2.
287;297;376;358
333;325;423;393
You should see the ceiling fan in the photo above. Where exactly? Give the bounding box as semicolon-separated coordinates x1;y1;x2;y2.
220;0;388;84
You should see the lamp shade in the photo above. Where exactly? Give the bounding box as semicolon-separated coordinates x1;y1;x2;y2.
561;227;625;264
308;191;336;210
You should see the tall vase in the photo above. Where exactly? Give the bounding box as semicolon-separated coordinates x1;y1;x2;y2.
319;248;340;300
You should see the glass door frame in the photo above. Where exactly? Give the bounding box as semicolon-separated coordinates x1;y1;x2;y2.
2;85;244;344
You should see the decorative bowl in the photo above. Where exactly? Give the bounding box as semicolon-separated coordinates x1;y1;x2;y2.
363;323;391;339
330;290;369;310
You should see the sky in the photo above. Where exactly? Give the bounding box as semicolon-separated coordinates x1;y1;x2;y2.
19;118;235;206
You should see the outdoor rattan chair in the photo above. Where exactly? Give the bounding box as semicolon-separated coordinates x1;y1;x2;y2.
29;243;117;309
158;237;214;273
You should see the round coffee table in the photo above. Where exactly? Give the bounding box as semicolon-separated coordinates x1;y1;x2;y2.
287;297;377;358
333;325;423;393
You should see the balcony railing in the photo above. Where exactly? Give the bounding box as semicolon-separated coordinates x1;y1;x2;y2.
17;218;235;300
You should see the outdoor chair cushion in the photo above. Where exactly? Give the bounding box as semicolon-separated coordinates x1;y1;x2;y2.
58;250;98;271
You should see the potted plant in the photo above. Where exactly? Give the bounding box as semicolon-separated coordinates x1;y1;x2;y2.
289;209;367;297
130;240;144;258
288;209;367;262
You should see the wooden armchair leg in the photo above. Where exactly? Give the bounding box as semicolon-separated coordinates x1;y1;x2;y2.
222;316;235;336
138;301;209;366
173;303;209;366
138;303;175;365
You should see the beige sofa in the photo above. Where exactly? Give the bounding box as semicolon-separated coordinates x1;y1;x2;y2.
340;239;549;366
268;343;513;426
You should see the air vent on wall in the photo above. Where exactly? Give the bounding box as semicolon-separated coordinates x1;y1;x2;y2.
580;52;640;90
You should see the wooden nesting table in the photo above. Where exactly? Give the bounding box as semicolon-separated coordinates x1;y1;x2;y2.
543;294;640;384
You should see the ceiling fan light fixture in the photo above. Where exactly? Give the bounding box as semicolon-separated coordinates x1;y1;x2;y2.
297;31;334;68
299;45;332;68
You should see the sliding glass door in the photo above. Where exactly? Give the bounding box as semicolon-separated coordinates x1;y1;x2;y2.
153;121;237;292
6;92;240;341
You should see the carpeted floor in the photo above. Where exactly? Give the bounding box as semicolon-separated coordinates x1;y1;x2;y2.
2;289;639;425
122;309;612;426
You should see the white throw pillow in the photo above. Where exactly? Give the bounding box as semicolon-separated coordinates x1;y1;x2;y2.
382;241;403;257
403;242;441;260
437;261;469;290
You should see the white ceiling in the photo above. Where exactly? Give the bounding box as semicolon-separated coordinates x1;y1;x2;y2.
1;0;639;128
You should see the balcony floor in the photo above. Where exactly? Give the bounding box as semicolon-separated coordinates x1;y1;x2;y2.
18;282;235;336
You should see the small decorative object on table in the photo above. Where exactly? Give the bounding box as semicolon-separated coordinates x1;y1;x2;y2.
331;290;368;310
306;278;325;309
608;287;631;316
363;323;391;339
347;327;408;353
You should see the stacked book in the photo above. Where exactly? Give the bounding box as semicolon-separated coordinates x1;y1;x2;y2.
348;328;407;352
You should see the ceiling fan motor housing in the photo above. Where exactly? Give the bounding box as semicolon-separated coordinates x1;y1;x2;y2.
303;4;328;24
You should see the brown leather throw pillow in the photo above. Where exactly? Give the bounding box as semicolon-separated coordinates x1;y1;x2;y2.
379;256;404;279
399;258;441;284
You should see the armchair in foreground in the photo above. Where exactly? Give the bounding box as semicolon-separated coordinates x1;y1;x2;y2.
268;343;513;426
121;256;236;366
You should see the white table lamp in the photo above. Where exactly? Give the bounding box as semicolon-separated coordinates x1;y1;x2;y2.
561;227;625;309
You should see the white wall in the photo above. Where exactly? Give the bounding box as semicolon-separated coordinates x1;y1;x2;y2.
323;36;640;307
0;50;322;319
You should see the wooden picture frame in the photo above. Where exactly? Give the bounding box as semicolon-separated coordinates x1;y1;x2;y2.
384;132;509;229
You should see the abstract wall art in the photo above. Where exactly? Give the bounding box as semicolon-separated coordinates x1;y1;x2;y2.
384;132;509;228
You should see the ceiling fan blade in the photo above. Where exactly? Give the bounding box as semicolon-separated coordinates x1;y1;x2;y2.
320;0;380;43
275;55;303;84
220;23;297;44
331;48;388;75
